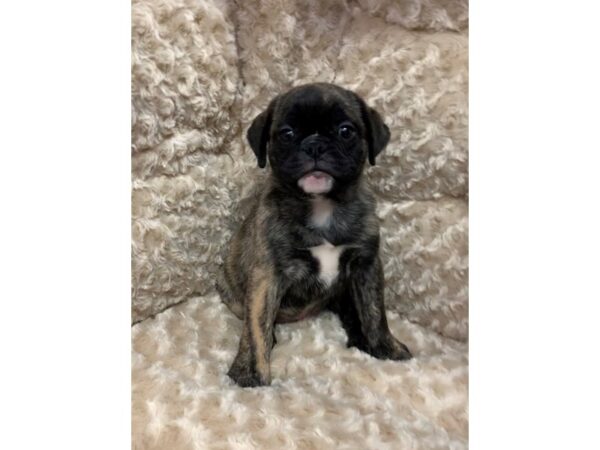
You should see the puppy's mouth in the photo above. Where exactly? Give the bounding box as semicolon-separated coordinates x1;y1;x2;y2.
297;170;334;194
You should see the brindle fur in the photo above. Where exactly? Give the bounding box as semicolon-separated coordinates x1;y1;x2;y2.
216;83;412;387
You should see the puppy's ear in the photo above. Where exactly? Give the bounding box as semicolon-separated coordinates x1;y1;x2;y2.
247;97;279;168
354;95;391;165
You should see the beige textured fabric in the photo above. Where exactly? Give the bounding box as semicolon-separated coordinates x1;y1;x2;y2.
132;0;242;322
132;0;468;447
380;198;467;341
133;295;468;449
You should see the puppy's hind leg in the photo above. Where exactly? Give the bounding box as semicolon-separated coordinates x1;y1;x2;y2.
227;268;281;387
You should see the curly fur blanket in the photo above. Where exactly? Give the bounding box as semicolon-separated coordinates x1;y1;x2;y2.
132;0;468;448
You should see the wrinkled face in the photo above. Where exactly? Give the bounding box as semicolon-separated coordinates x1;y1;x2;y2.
247;83;390;196
270;86;365;194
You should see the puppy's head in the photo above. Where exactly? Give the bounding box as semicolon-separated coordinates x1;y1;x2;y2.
247;83;390;195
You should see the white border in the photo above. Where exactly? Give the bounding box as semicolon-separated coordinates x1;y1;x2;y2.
471;1;600;448
0;1;130;448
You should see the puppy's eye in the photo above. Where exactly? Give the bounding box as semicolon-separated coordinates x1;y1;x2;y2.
279;127;295;142
338;123;356;140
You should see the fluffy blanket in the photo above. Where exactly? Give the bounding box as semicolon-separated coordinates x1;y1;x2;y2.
132;0;468;448
133;294;468;449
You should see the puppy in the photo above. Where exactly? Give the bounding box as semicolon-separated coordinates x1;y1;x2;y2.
217;83;412;387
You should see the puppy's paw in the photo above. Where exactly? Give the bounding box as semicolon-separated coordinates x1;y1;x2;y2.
227;363;269;388
366;337;413;362
388;339;413;361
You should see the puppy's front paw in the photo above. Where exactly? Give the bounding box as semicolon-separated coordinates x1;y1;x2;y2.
367;337;413;361
227;361;269;388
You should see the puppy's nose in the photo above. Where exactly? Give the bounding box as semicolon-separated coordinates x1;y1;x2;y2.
301;135;327;158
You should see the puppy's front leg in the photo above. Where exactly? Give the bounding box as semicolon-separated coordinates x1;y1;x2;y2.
228;268;280;387
345;256;412;361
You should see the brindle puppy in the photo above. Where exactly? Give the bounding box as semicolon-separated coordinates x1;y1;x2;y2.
217;83;412;387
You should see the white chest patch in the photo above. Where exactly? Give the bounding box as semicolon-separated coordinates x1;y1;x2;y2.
309;240;345;287
309;196;334;228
